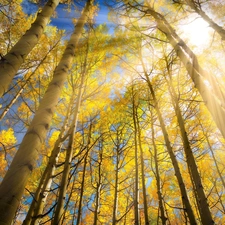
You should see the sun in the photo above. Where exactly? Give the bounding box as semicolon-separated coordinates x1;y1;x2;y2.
179;16;211;48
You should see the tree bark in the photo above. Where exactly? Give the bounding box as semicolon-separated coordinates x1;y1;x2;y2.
131;88;140;225
0;38;61;121
23;88;75;225
164;60;214;224
112;153;119;225
76;123;92;225
0;0;60;97
140;54;197;225
52;54;87;224
93;146;103;225
149;109;167;225
0;1;92;224
135;108;149;225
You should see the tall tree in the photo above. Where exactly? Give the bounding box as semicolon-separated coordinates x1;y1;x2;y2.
139;52;197;224
22;85;76;225
163;52;213;224
133;90;149;225
149;108;167;225
0;1;93;224
52;50;87;224
131;85;140;225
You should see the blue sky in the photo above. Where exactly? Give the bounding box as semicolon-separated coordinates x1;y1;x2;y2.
21;0;113;32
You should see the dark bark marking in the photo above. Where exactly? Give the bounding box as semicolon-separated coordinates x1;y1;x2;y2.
27;163;33;172
26;129;42;142
52;82;60;88
46;108;53;115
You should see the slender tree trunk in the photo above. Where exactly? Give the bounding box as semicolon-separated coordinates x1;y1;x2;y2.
168;92;206;218
0;1;92;224
77;123;92;225
112;153;119;225
24;145;60;225
93;149;103;225
184;0;225;40
149;109;167;225
135;109;149;225
145;6;225;140
93;179;102;225
52;133;75;224
76;154;88;225
131;89;140;225
214;184;225;214
61;163;81;224
140;55;197;224
123;196;130;225
52;58;87;224
0;0;60;97
164;60;214;224
30;130;72;224
148;79;196;224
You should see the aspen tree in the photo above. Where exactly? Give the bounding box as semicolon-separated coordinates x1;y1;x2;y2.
144;5;225;140
0;0;60;97
149;109;167;225
52;52;88;224
107;114;133;225
163;54;214;224
106;119;120;225
135;98;149;225
76;151;89;225
0;1;92;224
139;53;197;224
22;88;76;225
60;160;82;224
112;146;120;225
73;118;94;225
92;137;104;225
131;86;140;225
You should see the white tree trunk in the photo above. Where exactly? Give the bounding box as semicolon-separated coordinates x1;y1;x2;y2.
0;0;60;97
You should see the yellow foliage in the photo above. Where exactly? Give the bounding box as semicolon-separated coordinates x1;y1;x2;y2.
17;102;33;122
0;128;17;146
0;128;17;176
48;130;60;149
